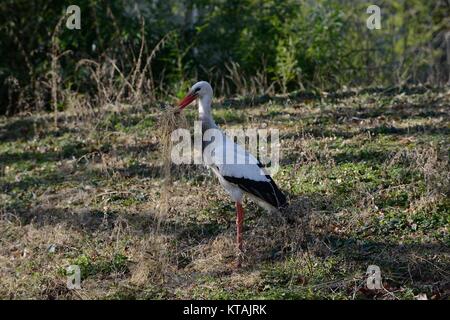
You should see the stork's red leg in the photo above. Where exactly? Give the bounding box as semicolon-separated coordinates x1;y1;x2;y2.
235;202;244;268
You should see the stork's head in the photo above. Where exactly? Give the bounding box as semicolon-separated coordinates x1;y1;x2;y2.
178;81;213;110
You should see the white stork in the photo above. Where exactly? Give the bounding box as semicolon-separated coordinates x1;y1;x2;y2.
177;81;287;267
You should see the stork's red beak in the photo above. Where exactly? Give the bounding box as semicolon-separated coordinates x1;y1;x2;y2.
178;92;197;110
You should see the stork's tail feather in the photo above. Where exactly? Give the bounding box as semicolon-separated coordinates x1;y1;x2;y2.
272;183;288;210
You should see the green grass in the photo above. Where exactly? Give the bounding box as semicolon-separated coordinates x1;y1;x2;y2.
62;253;129;279
0;87;449;300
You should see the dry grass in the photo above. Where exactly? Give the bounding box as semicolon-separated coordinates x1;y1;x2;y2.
156;105;188;220
0;86;449;300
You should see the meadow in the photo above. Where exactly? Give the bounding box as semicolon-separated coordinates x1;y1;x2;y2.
1;86;448;299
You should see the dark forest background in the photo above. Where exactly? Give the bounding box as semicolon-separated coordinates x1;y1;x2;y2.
0;0;449;115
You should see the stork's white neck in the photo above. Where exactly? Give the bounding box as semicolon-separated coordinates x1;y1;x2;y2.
198;94;213;120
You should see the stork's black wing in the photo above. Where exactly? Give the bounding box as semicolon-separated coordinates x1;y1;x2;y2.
223;174;287;209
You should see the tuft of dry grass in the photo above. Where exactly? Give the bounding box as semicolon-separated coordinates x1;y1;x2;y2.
156;105;188;221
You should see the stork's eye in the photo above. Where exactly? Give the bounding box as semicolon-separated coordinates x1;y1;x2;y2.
194;87;201;93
